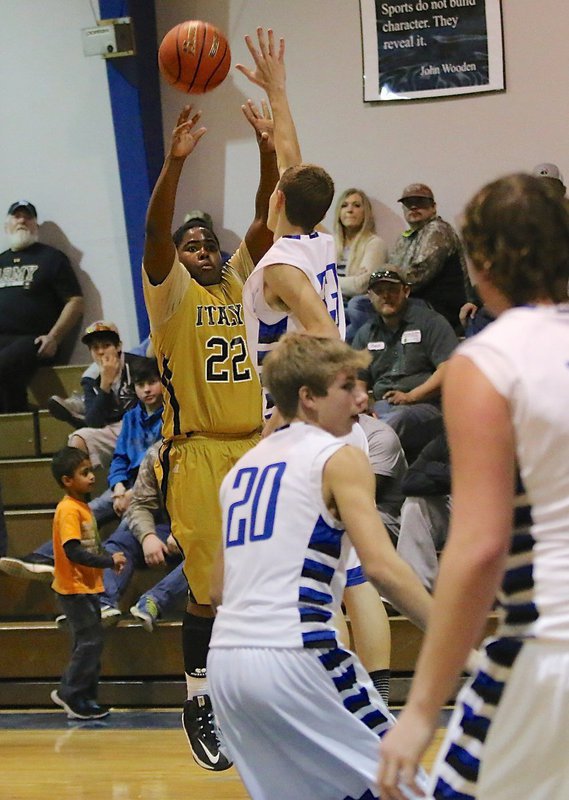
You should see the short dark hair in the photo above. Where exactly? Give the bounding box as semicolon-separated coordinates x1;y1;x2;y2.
51;446;89;488
462;173;569;305
85;332;120;350
279;164;335;233
172;221;220;250
131;358;160;385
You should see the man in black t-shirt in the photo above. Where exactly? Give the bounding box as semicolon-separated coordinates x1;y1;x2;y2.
0;200;84;412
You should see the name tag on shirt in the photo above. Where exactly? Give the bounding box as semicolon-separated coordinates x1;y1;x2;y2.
367;341;386;351
401;329;421;344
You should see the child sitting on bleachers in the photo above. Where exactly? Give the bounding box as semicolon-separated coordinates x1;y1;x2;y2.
93;356;163;522
53;321;149;471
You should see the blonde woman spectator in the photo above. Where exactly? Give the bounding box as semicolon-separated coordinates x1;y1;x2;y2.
333;188;387;340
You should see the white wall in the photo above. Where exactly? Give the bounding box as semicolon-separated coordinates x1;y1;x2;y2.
0;0;139;359
156;0;569;253
2;0;566;366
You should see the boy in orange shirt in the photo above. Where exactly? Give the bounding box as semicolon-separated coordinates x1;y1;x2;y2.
49;446;126;720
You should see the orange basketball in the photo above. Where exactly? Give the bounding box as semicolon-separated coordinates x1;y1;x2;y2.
158;20;231;94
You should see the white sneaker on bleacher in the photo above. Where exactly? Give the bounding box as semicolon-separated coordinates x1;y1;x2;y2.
0;556;54;583
47;394;85;429
55;604;121;629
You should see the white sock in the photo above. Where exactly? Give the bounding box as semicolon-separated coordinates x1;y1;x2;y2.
185;673;208;700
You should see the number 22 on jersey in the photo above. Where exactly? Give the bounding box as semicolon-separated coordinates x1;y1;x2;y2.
206;335;251;383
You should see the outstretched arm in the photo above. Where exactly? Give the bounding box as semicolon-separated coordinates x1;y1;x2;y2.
241;99;279;264
237;28;301;174
143;106;207;284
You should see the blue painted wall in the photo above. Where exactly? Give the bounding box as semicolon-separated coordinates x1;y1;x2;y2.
99;0;164;339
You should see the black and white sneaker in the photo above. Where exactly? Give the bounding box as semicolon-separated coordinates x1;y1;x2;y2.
56;604;121;630
47;394;85;429
51;689;110;720
181;695;232;771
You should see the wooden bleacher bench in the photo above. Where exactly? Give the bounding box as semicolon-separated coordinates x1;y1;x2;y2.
0;363;190;707
0;563;177;621
0;364;498;709
27;364;86;410
0;457;107;508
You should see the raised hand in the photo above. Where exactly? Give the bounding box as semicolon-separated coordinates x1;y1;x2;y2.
97;348;121;393
169;105;207;160
242;98;275;153
236;28;285;96
237;28;300;171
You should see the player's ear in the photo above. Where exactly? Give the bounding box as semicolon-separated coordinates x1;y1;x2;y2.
298;384;315;409
275;189;285;210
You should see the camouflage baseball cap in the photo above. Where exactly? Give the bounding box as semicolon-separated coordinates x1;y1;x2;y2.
397;183;435;203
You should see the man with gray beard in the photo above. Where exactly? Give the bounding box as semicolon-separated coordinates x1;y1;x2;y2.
0;201;83;412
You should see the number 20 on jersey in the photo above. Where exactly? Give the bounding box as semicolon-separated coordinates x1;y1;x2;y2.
225;462;286;547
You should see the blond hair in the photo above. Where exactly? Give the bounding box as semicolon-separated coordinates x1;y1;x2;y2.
333;188;377;274
262;334;370;419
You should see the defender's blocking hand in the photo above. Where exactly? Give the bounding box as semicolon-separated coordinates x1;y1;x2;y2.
236;28;286;96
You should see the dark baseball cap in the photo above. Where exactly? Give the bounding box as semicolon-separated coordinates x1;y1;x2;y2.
397;184;434;203
368;268;406;289
8;200;37;218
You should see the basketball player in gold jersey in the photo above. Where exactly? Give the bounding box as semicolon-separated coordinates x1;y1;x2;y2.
143;101;278;771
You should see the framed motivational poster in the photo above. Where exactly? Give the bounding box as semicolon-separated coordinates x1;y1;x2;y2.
360;0;504;101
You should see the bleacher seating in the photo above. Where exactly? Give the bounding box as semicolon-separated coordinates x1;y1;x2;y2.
0;365;496;708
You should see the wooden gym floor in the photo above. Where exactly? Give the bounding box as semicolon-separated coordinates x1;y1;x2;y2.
0;709;450;799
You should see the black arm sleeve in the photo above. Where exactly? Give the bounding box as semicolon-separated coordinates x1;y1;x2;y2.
63;539;115;569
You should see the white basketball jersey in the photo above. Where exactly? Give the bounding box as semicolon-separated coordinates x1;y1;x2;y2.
459;304;569;640
242;233;345;399
211;421;354;649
